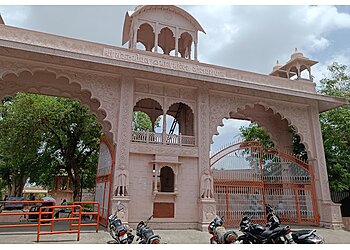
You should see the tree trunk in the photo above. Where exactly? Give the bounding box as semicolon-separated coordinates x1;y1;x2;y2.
72;171;81;201
9;175;27;197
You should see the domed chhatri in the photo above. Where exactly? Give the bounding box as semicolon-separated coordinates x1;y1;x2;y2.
122;5;205;60
270;48;317;81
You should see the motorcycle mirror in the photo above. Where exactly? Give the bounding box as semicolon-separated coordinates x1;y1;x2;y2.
116;200;121;206
148;215;153;220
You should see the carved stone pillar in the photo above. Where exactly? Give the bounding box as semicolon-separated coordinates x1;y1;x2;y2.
162;109;167;144
153;164;158;192
114;74;134;202
154;22;159;53
197;85;216;230
307;105;343;229
175;27;179;57
133;26;138;49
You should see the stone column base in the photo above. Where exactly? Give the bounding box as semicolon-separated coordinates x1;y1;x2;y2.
198;198;216;232
319;201;344;230
111;196;130;224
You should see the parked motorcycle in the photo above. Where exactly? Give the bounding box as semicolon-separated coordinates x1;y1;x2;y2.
238;204;324;244
238;215;294;244
136;215;161;244
208;215;239;244
265;204;324;244
108;201;134;244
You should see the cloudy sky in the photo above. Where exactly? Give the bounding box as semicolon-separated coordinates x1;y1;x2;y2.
0;4;349;151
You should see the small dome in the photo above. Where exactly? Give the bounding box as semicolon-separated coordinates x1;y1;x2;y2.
291;48;304;60
272;60;282;72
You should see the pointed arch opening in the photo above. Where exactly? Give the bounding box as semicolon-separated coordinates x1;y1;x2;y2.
158;27;175;55
178;32;193;59
137;23;155;52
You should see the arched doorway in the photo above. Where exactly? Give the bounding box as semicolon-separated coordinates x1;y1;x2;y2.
0;69;118;226
209;102;318;226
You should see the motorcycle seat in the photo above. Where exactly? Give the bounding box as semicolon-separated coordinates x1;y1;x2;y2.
261;227;283;238
292;229;316;239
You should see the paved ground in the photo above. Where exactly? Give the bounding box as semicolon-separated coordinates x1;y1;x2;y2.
0;222;349;244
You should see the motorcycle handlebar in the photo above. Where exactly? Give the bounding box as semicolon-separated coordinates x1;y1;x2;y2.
146;215;153;224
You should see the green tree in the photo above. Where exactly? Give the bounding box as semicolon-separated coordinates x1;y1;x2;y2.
319;62;350;192
0;93;101;200
132;111;160;131
240;123;275;148
132;111;153;131
0;93;46;196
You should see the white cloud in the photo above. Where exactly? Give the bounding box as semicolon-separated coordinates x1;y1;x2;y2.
312;48;350;86
211;118;251;152
0;6;31;26
184;5;350;74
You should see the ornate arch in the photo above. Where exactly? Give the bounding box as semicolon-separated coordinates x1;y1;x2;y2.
209;94;312;156
0;66;120;143
165;99;195;115
133;95;163;110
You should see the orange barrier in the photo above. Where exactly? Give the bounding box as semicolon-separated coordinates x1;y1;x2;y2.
71;201;100;232
36;205;82;242
0;200;54;229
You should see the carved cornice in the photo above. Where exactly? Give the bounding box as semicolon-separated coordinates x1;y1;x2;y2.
130;142;199;157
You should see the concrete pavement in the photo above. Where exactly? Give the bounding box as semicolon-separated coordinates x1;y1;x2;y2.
0;223;350;244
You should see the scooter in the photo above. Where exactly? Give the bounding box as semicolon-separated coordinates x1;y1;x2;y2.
108;201;134;244
136;215;161;244
208;215;239;244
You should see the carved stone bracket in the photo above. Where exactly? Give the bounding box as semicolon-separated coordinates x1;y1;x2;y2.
198;198;216;231
111;196;130;224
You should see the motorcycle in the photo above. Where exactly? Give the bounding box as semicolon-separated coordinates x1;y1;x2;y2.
208;215;239;244
265;204;324;244
108;201;134;244
238;204;324;244
238;214;294;244
136;215;161;244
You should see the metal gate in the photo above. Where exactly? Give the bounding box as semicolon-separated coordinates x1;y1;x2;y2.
210;141;319;227
95;135;115;226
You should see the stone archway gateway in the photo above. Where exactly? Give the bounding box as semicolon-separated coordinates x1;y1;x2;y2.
0;5;348;230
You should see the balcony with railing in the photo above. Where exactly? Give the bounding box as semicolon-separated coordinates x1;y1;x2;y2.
131;130;195;147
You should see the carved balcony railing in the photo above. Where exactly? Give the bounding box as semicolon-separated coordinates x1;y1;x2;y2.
131;130;195;146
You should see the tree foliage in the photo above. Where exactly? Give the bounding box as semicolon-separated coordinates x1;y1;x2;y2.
240;123;275;148
318;62;350;192
132;111;160;131
0;93;101;200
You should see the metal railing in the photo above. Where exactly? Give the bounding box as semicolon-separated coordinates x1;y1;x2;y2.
131;130;195;146
71;201;100;232
36;205;82;242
